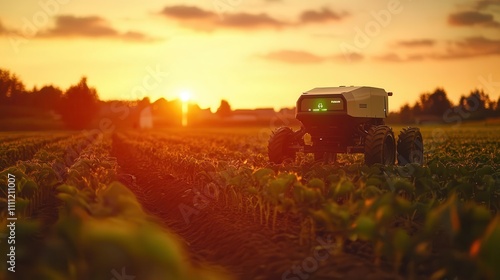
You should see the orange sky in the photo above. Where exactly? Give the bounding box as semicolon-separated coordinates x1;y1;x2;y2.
0;0;499;112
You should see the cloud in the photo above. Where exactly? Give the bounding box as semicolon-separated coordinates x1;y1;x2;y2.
448;11;500;27
260;50;325;64
374;53;404;62
159;5;348;31
222;13;285;29
39;15;156;41
259;49;364;64
0;21;6;34
0;20;14;35
396;39;436;48
299;8;347;24
331;52;364;63
437;36;500;59
375;36;500;62
160;5;214;20
474;0;500;10
159;5;286;31
374;53;425;62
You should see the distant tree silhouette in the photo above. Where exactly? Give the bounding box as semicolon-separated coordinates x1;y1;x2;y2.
151;98;182;126
33;85;63;111
495;97;500;117
59;77;100;129
216;99;231;118
399;104;413;124
458;89;494;120
0;68;25;105
417;88;453;116
412;102;422;117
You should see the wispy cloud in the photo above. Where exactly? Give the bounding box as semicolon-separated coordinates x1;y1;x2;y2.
38;15;157;41
159;5;348;32
376;36;500;62
0;20;6;34
374;53;425;62
223;13;285;29
299;8;348;24
331;52;364;63
259;50;325;64
474;0;500;10
437;36;500;59
159;5;214;20
159;5;286;31
396;39;436;48
258;49;364;64
448;11;500;28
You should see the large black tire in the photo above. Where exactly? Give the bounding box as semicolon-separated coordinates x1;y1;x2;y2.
268;127;296;164
397;127;424;165
364;125;396;165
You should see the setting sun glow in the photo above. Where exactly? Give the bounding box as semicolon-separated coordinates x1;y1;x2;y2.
180;91;190;127
180;91;191;103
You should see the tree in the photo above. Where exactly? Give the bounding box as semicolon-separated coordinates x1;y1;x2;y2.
417;88;452;116
495;97;500;118
399;104;413;124
33;85;63;111
138;97;150;109
59;77;100;129
0;68;26;105
412;102;422;117
216;99;232;118
459;89;493;120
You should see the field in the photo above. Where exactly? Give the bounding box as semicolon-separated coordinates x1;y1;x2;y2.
1;125;500;280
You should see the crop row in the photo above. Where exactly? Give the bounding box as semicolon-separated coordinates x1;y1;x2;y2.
0;134;71;170
0;133;96;218
115;128;500;279
1;133;229;280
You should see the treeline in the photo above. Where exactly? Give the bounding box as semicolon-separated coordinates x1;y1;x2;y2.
0;68;213;129
389;88;500;124
0;68;99;129
1;68;500;129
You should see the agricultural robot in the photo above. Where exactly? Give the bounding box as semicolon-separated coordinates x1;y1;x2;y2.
268;86;423;165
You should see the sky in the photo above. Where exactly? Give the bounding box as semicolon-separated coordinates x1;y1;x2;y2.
0;0;499;112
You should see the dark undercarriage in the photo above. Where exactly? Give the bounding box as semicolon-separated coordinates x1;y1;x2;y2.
293;112;384;154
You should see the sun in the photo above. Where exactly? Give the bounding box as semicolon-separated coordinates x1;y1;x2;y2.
180;91;191;102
